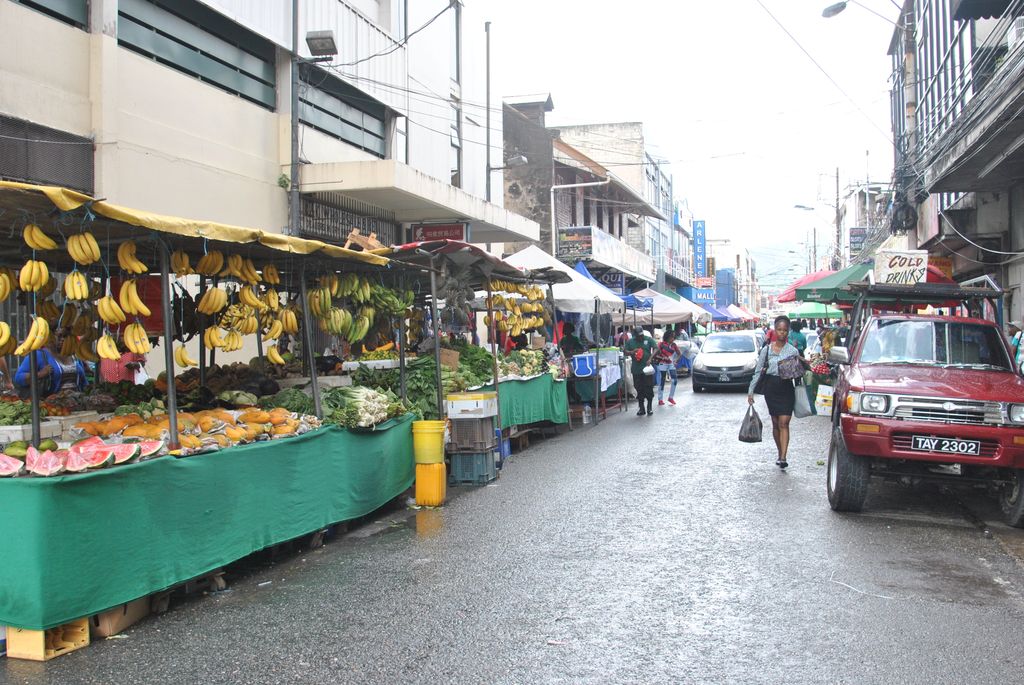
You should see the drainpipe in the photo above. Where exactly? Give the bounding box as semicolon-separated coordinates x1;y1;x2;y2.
549;178;612;256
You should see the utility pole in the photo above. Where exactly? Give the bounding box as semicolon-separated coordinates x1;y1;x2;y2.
833;167;841;269
484;21;492;203
289;0;300;236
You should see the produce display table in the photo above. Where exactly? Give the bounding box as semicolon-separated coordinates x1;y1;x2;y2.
484;374;569;429
0;416;415;630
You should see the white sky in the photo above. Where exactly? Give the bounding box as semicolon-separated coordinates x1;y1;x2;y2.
483;0;899;292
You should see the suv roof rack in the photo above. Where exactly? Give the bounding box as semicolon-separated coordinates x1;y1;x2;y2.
847;282;1002;303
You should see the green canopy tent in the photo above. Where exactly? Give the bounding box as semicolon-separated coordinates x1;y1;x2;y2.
789;301;843;319
794;262;871;303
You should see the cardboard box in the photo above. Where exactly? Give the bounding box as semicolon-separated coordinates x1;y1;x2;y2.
90;597;151;638
439;348;460;371
6;617;90;661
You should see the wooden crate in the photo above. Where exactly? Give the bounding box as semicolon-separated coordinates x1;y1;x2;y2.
6;617;90;661
90;597;151;638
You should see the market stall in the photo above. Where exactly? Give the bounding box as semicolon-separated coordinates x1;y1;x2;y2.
483;373;569;429
0;182;428;643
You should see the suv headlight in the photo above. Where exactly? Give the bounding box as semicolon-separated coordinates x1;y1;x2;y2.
1009;404;1024;424
860;394;889;414
693;359;706;371
743;358;757;371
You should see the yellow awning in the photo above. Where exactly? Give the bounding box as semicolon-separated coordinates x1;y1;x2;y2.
0;181;388;267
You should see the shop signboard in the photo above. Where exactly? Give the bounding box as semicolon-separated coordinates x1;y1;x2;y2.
929;255;953;279
695;275;715;289
590;227;656;282
598;272;626;295
874;249;928;285
682;286;716;305
412;223;466;241
693;220;706;276
849;226;867;252
556;226;593;262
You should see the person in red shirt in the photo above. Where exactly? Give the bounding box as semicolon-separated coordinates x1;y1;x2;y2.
100;350;146;384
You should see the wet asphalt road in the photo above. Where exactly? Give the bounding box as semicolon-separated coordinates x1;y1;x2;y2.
7;380;1024;685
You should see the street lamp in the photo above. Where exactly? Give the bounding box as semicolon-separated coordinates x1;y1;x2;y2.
794;204;819;273
822;0;903;27
490;154;529;172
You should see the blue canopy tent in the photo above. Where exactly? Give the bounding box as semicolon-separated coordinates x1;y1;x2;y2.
705;305;734;322
573;261;655;331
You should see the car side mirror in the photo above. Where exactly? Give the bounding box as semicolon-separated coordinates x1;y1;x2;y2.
829;346;850;364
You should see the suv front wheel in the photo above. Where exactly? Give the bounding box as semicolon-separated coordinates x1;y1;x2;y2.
1000;469;1024;528
827;424;870;512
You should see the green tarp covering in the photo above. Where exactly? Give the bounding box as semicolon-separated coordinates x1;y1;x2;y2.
794;262;871;302
0;419;415;630
485;374;569;429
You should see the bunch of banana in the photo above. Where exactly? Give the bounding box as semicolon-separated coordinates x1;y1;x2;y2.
337;273;361;297
217;303;248;329
219;254;259;283
485;294;506;310
67;232;101;265
203;326;225;350
63;271;91;301
195;251;225;277
321;272;342;294
122;322;151;354
369;284;413;316
60;333;78;357
307;287;332;319
358;305;376;329
0;270;13;302
278;308;299;335
527;285;545;301
221;329;243;352
262;318;283;342
19;259;49;292
0;323;12;355
240;258;261;284
263;264;281;285
236;315;259;336
324;307;352;336
23;223;57;250
171;250;194;277
119;279;152;317
266;344;286;365
263;288;280;311
38;275;56;298
349;277;372;304
75;336;98;363
174;344;199;368
58;303;78;329
14;316;49;355
71;307;95;336
196;287;228;315
346;315;371;343
97;296;127;325
238;285;267;310
38;299;60;324
97;333;121;361
117;241;149;274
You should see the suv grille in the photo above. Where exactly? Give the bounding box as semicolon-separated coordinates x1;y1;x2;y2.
706;366;745;372
891;396;1003;426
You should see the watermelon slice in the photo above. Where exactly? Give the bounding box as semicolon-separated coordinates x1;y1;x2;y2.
26;446;65;477
65;448;115;472
0;453;25;477
91;443;142;466
135;440;165;459
69;436;107;455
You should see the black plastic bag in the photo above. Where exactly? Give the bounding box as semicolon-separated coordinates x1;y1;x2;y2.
739;406;763;443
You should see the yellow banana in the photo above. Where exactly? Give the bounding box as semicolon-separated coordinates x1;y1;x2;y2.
266;345;285;365
263;264;280;285
24;223;57;250
127;280;152;317
0;322;10;349
175;344;198;368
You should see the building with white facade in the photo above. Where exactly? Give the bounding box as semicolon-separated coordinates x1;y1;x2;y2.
708;238;759;311
0;0;538;246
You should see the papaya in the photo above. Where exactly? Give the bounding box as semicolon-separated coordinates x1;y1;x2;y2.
239;410;271;424
75;421;101;436
224;426;247;443
198;416;225;434
272;424;296;436
211;434;231;448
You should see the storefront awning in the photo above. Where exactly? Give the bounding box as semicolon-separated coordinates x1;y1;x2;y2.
301;160;540;244
952;0;1011;19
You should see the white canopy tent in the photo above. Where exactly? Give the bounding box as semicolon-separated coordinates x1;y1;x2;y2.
502;245;624;314
628;287;712;325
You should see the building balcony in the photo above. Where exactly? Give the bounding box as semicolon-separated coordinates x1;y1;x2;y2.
554;225;656;282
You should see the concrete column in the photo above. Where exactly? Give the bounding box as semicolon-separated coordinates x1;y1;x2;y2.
89;0;120;200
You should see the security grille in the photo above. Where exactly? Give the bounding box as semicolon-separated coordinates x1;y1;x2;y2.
0;115;94;193
299;197;399;248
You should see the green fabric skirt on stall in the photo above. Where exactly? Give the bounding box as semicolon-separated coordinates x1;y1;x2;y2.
484;374;569;429
0;418;415;630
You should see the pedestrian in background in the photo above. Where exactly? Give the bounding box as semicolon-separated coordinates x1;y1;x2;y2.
747;315;808;469
1009;321;1023;372
789;320;808;356
654;329;681;406
625;327;657;416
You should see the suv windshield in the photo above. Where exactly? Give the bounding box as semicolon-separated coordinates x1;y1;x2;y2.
702;335;755;353
859;319;1011;370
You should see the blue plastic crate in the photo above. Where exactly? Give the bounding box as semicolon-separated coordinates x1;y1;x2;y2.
450;451;497;485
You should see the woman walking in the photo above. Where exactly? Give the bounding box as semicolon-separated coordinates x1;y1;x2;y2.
747;316;807;469
654;329;680;406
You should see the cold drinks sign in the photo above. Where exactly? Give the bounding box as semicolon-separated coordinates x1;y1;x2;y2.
874;250;928;285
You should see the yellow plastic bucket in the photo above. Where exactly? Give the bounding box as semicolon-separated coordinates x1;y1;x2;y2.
412;420;446;464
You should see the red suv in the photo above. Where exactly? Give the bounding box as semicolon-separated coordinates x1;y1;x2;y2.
827;311;1024;526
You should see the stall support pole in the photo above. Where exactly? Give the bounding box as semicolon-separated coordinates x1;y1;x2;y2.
298;263;323;418
209;277;218;369
95;275;106;386
593;297;600;425
28;345;40;447
398;275;407;402
428;262;444;419
486;283;503;444
197;276;207;388
158;242;180;449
